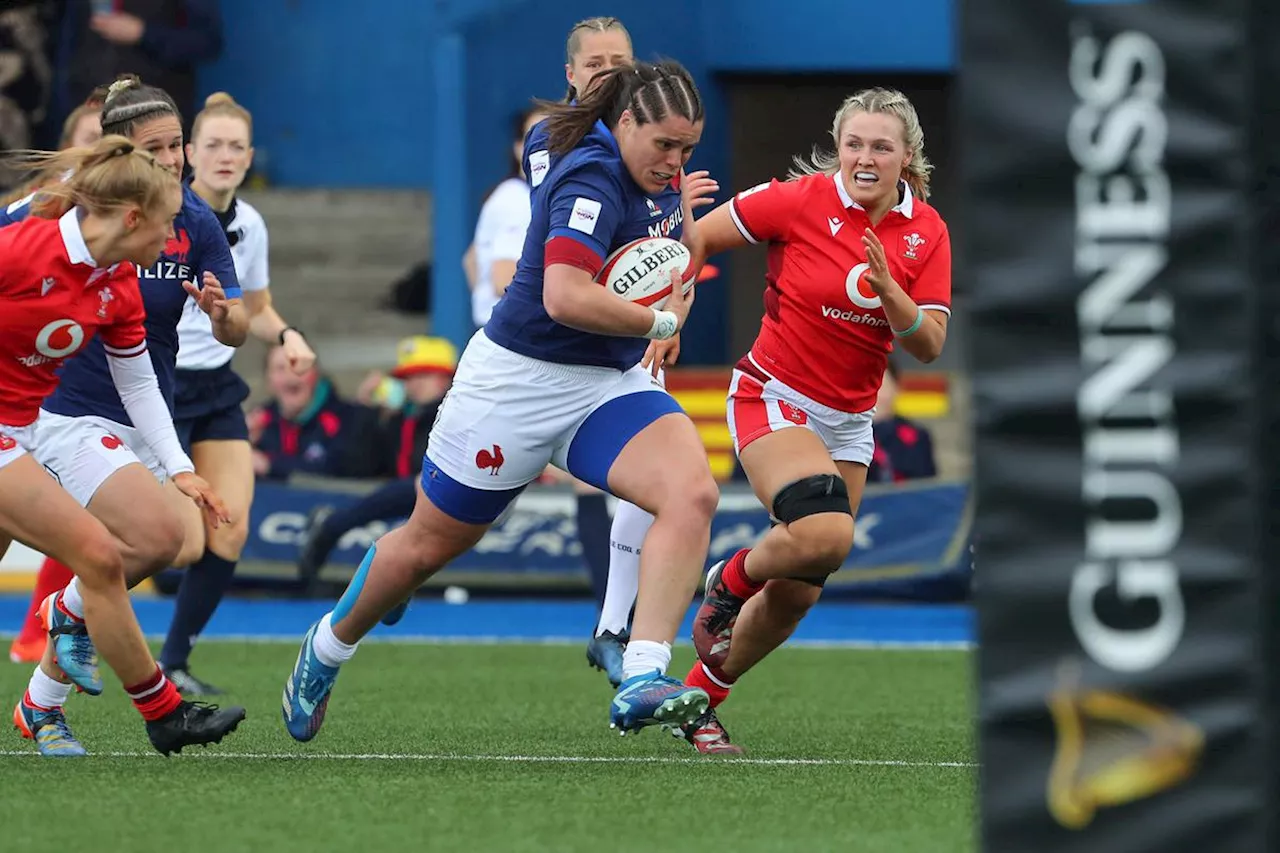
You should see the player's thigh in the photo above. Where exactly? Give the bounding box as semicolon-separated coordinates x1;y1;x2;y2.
0;452;121;582
192;439;254;519
824;408;873;516
737;427;839;510
192;438;254;555
603;409;720;521
555;365;717;517
33;412;187;567
164;478;208;566
88;461;186;568
733;385;854;568
728;370;839;506
835;461;870;518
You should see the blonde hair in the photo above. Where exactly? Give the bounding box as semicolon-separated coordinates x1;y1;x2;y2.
192;91;253;142
3;135;179;220
564;16;633;101
788;88;934;200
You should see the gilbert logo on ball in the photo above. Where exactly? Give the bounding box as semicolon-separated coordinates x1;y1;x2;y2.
597;237;694;310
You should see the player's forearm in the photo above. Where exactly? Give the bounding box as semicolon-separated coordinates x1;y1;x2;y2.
543;266;662;338
248;301;290;346
212;299;250;347
879;285;947;363
106;354;195;478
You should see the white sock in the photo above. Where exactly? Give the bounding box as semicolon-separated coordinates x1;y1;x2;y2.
312;612;358;668
60;577;84;620
597;501;651;636
28;666;73;710
622;639;672;681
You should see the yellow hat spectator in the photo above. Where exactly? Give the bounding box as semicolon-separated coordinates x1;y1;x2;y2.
390;336;458;378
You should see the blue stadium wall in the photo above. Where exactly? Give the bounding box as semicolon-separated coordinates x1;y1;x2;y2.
200;0;954;360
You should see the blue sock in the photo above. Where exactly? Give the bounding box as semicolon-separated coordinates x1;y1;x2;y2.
159;550;238;670
576;493;612;610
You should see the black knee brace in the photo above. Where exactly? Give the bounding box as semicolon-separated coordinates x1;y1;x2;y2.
772;474;850;585
771;474;851;524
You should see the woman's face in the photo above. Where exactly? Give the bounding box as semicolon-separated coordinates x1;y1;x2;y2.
187;115;253;194
267;346;317;416
615;111;702;195
566;29;633;98
67;111;102;149
837;110;911;211
116;183;182;268
131;115;185;180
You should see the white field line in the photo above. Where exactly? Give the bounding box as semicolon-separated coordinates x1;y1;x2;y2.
0;749;977;768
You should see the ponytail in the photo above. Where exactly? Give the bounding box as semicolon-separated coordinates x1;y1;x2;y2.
3;135;178;220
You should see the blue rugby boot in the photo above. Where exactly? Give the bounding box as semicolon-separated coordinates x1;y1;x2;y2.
13;696;86;757
586;629;628;688
282;621;340;742
41;592;102;696
609;670;709;735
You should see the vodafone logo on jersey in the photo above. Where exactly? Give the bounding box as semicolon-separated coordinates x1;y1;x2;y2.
818;263;889;328
17;319;85;368
845;263;880;309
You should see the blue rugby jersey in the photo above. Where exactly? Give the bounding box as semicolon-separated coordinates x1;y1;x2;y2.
486;119;684;370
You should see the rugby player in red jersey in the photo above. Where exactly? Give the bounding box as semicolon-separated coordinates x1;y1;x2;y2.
0;135;243;756
658;88;952;752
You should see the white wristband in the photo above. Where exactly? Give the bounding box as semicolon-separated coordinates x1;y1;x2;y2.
644;308;679;341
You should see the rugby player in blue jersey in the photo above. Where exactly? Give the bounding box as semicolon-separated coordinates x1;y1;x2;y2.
284;60;723;741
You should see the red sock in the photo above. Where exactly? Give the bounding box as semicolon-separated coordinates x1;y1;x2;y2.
721;548;764;600
686;661;734;709
16;559;75;642
126;667;183;722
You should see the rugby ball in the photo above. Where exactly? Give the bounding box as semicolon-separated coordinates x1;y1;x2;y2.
596;237;694;310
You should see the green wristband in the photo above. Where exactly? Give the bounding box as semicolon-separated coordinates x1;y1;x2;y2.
893;307;925;339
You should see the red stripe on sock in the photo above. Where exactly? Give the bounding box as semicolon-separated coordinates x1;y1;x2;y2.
685;662;732;709
126;668;182;721
18;560;76;642
22;690;56;713
721;549;763;599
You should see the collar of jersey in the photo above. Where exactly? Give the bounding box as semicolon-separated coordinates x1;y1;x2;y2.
833;172;914;219
59;208;99;267
186;176;239;231
592;119;621;158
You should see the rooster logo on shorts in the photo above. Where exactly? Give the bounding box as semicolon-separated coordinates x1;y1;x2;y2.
0;434;15;452
475;444;505;475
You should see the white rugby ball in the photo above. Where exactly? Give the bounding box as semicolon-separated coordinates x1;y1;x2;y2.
596;237;694;309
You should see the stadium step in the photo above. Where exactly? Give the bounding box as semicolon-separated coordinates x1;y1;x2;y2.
229;189;432;398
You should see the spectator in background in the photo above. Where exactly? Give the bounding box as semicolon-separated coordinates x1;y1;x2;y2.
295;336;456;591
56;0;222;138
463;106;548;328
248;346;365;481
0;88;103;207
0;3;53;189
868;360;937;483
